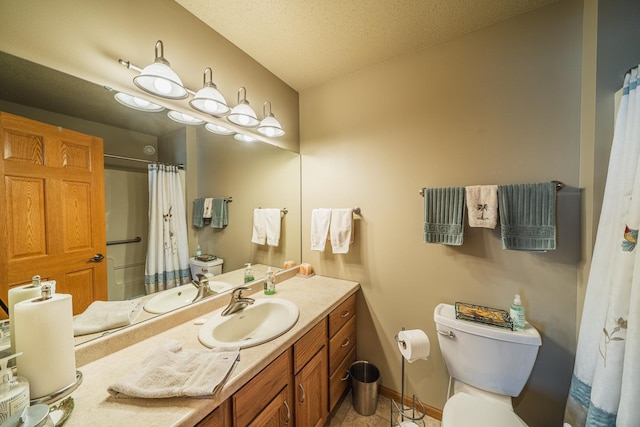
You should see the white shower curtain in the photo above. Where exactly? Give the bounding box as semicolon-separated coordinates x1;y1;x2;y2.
565;67;640;426
144;163;190;294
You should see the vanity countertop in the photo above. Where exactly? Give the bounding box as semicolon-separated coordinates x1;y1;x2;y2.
65;274;359;427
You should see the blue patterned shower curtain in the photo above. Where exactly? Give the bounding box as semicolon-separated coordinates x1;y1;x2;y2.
144;163;190;294
565;67;640;426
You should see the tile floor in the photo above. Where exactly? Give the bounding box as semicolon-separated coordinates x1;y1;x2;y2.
327;392;441;427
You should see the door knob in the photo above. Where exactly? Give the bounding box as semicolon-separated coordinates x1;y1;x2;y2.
89;253;105;262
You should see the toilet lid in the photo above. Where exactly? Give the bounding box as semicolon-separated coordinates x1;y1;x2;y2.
442;393;528;427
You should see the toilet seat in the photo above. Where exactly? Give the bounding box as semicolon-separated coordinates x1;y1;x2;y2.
442;392;528;427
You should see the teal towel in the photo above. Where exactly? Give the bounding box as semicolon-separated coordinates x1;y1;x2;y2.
192;198;205;228
423;187;465;246
498;182;556;251
210;198;228;229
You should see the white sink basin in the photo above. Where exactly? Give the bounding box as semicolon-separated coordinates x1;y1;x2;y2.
143;281;233;314
198;298;299;349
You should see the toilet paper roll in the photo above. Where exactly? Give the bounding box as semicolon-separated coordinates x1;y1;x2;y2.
397;329;430;363
15;293;76;399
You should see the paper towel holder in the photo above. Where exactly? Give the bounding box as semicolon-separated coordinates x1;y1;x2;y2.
30;370;83;406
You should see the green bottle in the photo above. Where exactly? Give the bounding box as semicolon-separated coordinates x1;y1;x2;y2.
244;263;254;284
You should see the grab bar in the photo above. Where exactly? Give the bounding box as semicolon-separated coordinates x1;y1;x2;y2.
107;236;142;246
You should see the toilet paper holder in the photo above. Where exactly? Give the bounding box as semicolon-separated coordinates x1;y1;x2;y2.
392;327;426;427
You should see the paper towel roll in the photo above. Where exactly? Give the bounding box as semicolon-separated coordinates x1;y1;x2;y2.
14;293;76;399
397;329;430;363
8;284;43;352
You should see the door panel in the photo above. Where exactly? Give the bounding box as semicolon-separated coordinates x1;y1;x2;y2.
0;111;107;316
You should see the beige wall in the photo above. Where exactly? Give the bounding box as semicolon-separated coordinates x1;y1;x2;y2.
300;1;583;426
0;0;299;152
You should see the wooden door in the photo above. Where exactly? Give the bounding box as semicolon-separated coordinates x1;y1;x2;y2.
0;112;107;316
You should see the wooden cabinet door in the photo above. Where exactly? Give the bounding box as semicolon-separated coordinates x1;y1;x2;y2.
247;385;292;427
0;112;107;315
295;348;328;427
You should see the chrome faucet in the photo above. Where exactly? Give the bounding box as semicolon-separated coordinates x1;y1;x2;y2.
191;274;217;302
221;287;255;316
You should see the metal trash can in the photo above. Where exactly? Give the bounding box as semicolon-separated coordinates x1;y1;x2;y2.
350;361;380;416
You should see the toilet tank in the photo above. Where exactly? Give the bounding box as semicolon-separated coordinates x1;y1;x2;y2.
190;257;224;279
434;303;541;397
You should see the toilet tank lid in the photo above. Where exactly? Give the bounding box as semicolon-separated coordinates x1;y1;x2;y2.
434;303;541;346
190;257;224;267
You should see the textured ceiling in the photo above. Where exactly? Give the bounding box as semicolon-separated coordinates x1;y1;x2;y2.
175;0;558;91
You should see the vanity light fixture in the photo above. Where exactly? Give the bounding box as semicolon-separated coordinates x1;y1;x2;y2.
189;68;230;117
114;92;165;112
205;122;235;135
167;110;205;125
257;101;285;137
227;87;259;127
133;40;188;99
234;133;258;142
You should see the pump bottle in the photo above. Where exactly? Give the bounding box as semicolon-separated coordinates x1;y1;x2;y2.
510;294;526;330
264;268;276;295
244;263;255;284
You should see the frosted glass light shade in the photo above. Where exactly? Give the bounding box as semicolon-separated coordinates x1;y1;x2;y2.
114;92;164;112
234;133;257;142
190;86;229;116
133;41;187;99
257;115;285;137
228;102;259;127
205;123;235;135
167;110;205;125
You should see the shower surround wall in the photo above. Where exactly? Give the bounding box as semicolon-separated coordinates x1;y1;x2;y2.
300;1;583;426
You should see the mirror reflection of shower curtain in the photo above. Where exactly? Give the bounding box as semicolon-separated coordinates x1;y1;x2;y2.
144;163;190;294
565;67;640;426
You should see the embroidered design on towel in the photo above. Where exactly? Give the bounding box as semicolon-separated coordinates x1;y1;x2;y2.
622;225;637;252
476;203;489;220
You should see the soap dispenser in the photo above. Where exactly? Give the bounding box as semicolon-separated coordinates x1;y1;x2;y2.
264;267;276;295
244;263;255;284
0;353;30;423
195;245;202;257
510;294;526;330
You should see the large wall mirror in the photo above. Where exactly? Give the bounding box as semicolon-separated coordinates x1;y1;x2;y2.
0;51;301;345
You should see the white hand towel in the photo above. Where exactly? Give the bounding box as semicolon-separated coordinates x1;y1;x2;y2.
108;340;240;398
251;208;266;245
465;185;498;229
264;208;282;247
330;208;354;254
73;300;143;336
311;208;332;252
202;198;213;219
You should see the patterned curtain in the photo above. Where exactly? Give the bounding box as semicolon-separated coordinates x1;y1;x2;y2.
144;163;190;294
565;67;640;426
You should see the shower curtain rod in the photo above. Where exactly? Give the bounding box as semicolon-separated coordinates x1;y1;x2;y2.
104;153;184;169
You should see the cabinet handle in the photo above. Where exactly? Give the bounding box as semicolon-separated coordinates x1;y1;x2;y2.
283;400;290;424
341;338;350;348
298;383;306;405
340;310;350;318
341;370;350;382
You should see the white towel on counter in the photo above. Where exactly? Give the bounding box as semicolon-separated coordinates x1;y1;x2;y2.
264;208;282;247
311;208;332;252
202;198;213;219
465;185;498;229
251;208;267;244
108;340;240;398
73;300;143;336
330;208;354;254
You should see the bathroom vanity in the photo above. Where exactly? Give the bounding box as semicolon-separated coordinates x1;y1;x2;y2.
67;273;359;426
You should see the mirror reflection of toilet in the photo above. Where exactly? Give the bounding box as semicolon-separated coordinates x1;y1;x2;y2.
434;303;541;426
189;256;224;280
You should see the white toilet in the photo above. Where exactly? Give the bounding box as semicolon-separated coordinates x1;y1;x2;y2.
189;256;224;280
434;303;542;427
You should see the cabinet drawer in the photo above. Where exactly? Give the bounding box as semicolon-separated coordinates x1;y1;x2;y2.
329;315;356;374
233;348;292;427
328;294;356;338
294;317;327;373
329;346;356;412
